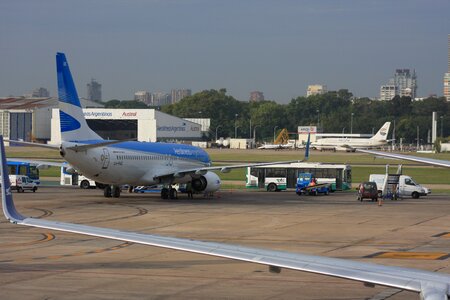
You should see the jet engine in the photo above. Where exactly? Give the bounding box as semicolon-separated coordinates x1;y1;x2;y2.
191;171;221;192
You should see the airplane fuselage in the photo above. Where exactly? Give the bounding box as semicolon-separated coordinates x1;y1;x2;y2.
62;140;211;185
312;138;388;150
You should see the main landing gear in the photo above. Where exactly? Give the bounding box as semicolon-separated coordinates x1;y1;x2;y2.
103;185;121;198
161;186;177;199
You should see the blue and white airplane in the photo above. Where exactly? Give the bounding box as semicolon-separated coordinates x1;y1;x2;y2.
1;136;449;299
13;53;307;199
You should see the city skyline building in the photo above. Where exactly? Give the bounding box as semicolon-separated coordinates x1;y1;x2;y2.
249;91;264;102
379;85;397;101
31;87;50;98
171;89;191;104
151;92;171;106
87;78;102;102
444;34;450;101
389;69;417;98
134;91;151;105
306;84;327;97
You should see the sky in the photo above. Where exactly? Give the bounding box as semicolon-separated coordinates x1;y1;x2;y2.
0;0;449;103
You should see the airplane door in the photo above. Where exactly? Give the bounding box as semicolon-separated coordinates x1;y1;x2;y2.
287;169;297;188
72;174;79;186
101;148;110;169
335;169;343;190
257;169;265;188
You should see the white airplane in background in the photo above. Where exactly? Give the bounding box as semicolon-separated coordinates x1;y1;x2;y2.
1;137;449;299
257;142;294;150
312;122;391;151
7;53;309;199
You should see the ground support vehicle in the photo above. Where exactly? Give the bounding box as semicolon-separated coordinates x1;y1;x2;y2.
246;162;351;192
8;175;38;192
369;174;430;199
357;182;378;202
296;173;330;196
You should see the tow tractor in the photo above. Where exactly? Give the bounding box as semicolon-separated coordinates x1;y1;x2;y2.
296;172;330;196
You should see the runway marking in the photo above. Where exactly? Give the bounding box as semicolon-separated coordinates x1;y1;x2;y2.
86;204;148;224
2;233;55;248
366;251;450;260
433;232;450;238
2;242;134;263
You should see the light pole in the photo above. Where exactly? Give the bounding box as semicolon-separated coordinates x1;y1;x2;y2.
273;126;279;143
316;109;320;129
440;116;444;138
215;125;222;141
253;125;260;142
350;113;354;135
249;119;252;139
234;114;239;138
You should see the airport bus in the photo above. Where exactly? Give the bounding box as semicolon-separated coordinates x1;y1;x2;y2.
7;161;40;184
246;162;351;192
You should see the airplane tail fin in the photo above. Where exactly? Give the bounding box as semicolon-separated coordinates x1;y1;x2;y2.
56;53;102;142
371;122;391;141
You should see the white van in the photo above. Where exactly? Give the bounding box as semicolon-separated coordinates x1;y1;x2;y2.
369;174;430;199
9;175;38;192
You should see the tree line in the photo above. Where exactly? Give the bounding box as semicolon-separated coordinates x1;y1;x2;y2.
104;89;449;144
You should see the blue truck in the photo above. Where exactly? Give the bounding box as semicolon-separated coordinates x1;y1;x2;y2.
296;173;330;196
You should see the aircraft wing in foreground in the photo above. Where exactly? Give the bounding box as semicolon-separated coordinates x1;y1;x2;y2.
357;149;450;168
1;136;448;299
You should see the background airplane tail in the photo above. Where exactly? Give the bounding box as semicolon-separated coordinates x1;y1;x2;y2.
57;52;102;142
371;122;391;141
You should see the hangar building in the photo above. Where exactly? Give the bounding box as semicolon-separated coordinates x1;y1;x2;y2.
0;98;205;145
50;108;203;145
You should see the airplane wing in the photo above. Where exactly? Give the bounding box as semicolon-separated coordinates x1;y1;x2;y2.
162;159;307;179
156;134;311;178
7;158;64;168
1;136;449;299
4;139;59;149
357;149;450;168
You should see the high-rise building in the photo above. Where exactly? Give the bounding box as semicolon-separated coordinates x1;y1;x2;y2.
307;85;327;97
380;85;397;101
151;92;171;106
171;89;191;103
444;34;450;101
87;79;102;102
134;91;151;105
444;73;450;101
249;91;264;102
389;69;417;98
31;87;50;97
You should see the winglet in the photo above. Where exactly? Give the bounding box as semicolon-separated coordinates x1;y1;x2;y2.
0;135;25;223
304;133;310;161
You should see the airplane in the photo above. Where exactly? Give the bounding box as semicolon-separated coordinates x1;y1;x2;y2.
312;122;391;152
0;136;449;299
257;142;295;150
7;53;309;199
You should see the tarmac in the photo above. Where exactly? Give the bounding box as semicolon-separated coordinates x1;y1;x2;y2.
1;186;450;299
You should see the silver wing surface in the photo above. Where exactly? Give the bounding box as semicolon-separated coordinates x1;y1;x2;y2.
1;136;449;299
7;158;64;168
357;149;450;168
